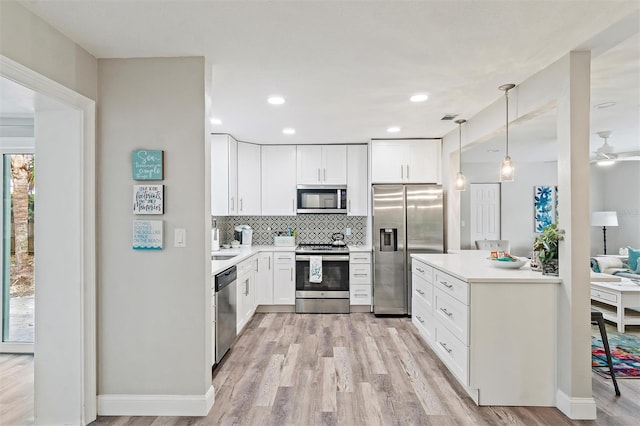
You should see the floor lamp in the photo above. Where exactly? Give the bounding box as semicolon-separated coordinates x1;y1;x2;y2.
591;211;618;255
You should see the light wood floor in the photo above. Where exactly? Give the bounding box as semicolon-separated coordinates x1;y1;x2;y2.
2;314;640;426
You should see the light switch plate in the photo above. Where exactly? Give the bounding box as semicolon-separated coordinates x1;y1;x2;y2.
174;228;187;247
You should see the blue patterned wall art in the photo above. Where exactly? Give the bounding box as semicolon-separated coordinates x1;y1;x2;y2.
534;186;557;232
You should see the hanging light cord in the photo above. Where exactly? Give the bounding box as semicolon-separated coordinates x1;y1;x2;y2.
505;88;510;157
458;121;463;170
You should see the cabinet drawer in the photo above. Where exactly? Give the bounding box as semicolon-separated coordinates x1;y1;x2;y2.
237;256;255;276
435;288;469;345
412;294;434;343
412;260;433;284
434;271;468;305
435;324;469;386
274;252;295;264
349;252;371;264
412;274;433;311
591;288;617;304
350;264;371;285
350;284;371;305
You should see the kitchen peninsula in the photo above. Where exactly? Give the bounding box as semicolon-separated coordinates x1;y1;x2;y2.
411;251;562;407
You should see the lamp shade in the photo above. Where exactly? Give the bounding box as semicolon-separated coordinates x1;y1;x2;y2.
591;211;618;227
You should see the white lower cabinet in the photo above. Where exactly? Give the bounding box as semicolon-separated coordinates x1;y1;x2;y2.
273;252;295;305
236;255;257;333
349;252;371;307
256;252;274;305
412;258;469;387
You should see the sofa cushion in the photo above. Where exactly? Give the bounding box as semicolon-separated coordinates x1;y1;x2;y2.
628;246;640;271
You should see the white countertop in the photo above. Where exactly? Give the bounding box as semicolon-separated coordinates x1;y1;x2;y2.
211;244;372;275
411;250;562;284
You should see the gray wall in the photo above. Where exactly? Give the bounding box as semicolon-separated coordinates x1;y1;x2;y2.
98;57;211;396
590;161;640;256
460;161;558;256
461;160;640;258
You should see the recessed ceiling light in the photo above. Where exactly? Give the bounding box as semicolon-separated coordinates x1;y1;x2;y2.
410;93;429;102
283;128;295;135
210;117;222;125
594;102;616;109
268;96;285;105
387;126;401;133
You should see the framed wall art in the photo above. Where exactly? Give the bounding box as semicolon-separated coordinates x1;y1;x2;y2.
534;185;558;232
132;149;164;180
133;184;164;214
133;220;163;250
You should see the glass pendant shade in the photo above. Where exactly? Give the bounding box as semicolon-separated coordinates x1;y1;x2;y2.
498;83;516;182
499;155;514;182
455;171;466;191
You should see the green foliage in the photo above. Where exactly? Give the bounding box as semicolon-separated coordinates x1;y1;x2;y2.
533;223;565;263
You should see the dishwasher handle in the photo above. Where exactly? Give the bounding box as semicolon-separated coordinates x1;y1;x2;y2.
215;266;237;292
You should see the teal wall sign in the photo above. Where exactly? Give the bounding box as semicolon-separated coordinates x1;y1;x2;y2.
133;220;163;250
132;150;164;180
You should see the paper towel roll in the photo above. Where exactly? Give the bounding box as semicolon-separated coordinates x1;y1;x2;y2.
212;228;220;251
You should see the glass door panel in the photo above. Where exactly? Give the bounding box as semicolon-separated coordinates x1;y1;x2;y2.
2;154;35;343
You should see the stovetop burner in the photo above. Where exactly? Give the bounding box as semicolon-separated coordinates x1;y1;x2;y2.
295;243;349;253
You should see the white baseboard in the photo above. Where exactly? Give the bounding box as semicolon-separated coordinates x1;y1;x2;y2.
556;389;597;420
98;385;215;416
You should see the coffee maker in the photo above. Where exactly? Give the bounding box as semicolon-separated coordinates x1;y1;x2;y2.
234;225;253;246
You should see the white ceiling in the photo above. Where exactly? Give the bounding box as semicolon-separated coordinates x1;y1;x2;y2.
8;1;640;161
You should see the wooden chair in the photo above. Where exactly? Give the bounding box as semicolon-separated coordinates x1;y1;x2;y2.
474;239;510;252
591;309;620;396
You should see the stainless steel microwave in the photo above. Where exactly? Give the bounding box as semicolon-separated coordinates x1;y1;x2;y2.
296;185;347;214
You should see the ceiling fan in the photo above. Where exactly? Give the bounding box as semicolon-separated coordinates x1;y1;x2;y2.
592;130;640;166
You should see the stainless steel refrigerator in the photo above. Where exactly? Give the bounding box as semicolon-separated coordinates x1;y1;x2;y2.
372;184;445;315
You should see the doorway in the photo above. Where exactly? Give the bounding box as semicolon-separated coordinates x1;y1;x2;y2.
1;55;97;424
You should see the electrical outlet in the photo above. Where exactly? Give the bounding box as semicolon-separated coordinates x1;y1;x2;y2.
345;227;352;236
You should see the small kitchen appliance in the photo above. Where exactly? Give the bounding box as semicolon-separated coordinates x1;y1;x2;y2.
234;225;253;246
211;219;220;252
331;232;346;247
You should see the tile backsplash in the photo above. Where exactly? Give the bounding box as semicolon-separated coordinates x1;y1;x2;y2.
213;215;367;246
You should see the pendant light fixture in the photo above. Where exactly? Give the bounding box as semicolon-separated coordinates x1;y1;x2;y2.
498;83;516;182
454;119;467;191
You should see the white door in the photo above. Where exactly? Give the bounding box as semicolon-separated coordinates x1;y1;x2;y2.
257;252;274;305
237;142;261;215
470;183;501;245
296;145;322;184
370;140;406;183
347;145;368;216
406;140;440;183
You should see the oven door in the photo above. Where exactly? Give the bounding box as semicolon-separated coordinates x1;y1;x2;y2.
295;254;349;297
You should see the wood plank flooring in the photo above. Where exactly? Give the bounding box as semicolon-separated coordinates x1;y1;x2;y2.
2;314;640;425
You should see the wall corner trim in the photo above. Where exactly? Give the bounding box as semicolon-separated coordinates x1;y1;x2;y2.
98;386;215;417
555;390;597;420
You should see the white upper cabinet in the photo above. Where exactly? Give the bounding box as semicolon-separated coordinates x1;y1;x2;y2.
297;145;347;185
347;145;368;216
237;142;261;215
371;139;441;184
261;145;297;215
211;134;238;215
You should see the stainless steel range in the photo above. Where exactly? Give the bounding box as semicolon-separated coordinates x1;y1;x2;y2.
295;243;350;313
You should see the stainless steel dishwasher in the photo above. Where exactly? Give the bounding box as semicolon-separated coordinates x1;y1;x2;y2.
214;265;237;366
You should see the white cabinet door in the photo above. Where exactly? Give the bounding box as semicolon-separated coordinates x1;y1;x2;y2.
211;134;238;215
237;142;261;215
370;140;406;183
322;145;347;185
371;139;441;184
257;252;274;305
273;252;295;305
407;140;441;184
261;146;296;215
297;145;347;185
347;145;368;216
296;145;323;184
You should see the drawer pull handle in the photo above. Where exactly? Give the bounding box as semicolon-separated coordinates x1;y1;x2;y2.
440;307;453;317
440;281;453;289
416;267;425;273
416;289;425;296
415;315;425;324
355;294;367;298
354;273;368;277
439;342;453;353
